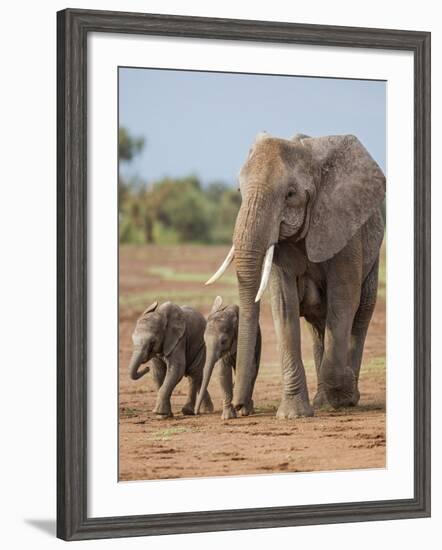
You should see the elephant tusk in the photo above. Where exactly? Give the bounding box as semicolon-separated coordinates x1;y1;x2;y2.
205;245;235;285
255;245;274;302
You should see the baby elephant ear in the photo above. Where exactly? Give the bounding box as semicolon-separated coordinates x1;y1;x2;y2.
231;304;239;327
210;296;223;314
304;135;385;263
141;301;158;317
162;303;186;357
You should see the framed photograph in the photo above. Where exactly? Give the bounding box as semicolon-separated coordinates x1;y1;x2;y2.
57;8;431;541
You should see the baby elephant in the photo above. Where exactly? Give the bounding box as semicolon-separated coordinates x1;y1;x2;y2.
128;301;214;418
195;296;261;419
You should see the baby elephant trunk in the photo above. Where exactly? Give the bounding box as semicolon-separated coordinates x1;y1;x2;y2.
194;349;218;414
128;349;150;381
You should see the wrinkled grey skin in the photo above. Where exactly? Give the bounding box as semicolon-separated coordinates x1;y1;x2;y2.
194;296;261;419
225;133;385;418
128;301;214;418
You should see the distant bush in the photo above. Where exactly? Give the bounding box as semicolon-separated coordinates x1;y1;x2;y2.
210;189;241;243
118;128;145;161
118;175;241;245
118;126;240;244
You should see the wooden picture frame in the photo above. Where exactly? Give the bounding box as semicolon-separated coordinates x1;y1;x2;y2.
57;8;431;541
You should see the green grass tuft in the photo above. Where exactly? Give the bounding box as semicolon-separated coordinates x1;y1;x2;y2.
120;407;143;419
120;288;239;310
365;356;386;371
150;427;194;441
147;266;236;285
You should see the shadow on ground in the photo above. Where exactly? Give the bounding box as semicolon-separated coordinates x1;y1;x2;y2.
24;519;56;537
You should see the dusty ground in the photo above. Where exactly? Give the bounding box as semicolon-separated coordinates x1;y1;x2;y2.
119;244;386;481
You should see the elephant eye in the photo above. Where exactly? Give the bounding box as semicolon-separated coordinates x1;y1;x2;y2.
286;190;295;199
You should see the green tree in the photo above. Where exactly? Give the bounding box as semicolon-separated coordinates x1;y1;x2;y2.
205;181;230;202
145;176;211;242
117;127;243;245
162;186;211;242
210;188;241;243
118;127;145;162
118;128;149;242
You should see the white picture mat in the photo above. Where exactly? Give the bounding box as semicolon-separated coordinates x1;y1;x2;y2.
88;32;414;518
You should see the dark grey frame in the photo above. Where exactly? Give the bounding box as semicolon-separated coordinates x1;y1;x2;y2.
57;8;431;541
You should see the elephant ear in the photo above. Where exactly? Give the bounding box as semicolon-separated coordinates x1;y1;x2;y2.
210;296;223;315
227;305;239;353
141;301;158;317
303;135;385;263
161;302;186;357
230;304;239;324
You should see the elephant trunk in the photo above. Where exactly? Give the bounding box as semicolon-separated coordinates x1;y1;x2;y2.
232;193;277;411
195;347;219;414
232;251;262;410
128;349;150;380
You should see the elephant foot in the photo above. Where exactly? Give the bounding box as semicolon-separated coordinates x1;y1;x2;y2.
153;400;173;418
349;387;360;407
221;404;237;420
313;391;329;409
276;394;313;419
181;403;196;416
322;367;357;409
200;394;214;414
240;399;254;416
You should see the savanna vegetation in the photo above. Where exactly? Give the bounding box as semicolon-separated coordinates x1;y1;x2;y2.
119;127;240;245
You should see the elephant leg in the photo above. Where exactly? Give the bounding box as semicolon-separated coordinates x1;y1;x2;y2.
183;376;213;415
241;327;261;416
240;396;255;417
349;258;379;406
319;248;362;409
182;347;214;415
308;322;327;408
269;265;313;419
149;357;167;391
182;376;199;415
153;353;185;418
200;393;214;413
198;388;214;414
219;357;236;419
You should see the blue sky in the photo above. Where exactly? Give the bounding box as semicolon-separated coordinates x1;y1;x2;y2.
119;67;386;185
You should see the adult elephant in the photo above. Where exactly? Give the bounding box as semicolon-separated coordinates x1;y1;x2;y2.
207;133;385;418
